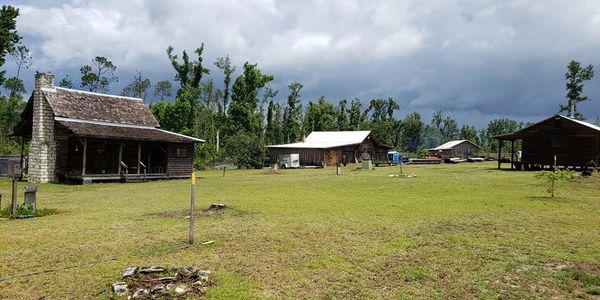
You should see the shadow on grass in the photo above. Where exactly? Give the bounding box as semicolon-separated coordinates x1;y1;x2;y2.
527;196;568;201
144;206;253;219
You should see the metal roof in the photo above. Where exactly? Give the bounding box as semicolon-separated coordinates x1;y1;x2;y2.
429;140;481;151
268;131;372;149
494;114;600;140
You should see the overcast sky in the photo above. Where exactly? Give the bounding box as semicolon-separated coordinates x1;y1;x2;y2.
5;0;600;127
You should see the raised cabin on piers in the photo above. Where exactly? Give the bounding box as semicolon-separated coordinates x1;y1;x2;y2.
12;72;204;183
267;131;392;167
494;114;600;171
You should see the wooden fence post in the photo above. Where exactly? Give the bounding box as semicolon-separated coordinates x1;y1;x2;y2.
188;172;196;244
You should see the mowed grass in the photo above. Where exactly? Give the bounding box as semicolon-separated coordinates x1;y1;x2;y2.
0;162;599;299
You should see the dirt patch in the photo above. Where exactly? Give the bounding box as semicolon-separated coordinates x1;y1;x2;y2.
145;203;249;219
263;170;282;175
203;203;227;216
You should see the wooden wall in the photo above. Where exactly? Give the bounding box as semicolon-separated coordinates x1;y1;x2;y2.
167;143;194;176
268;135;391;167
521;118;600;167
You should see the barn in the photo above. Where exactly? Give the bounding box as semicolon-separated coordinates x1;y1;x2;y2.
12;72;204;183
267;131;392;167
428;140;481;159
494;114;600;170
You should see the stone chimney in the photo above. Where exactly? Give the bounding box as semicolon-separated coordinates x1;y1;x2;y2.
29;72;57;183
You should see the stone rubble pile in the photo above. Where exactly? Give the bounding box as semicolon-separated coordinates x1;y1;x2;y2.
111;266;211;299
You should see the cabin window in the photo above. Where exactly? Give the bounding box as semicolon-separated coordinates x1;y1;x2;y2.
552;135;566;147
176;148;188;157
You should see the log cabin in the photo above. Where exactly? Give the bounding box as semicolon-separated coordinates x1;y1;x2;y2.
12;72;204;183
494;114;600;170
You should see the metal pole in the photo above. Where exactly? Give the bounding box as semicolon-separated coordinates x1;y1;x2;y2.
188;172;196;244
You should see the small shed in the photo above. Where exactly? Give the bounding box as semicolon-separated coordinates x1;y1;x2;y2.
267;131;391;167
428;140;481;159
494;114;600;170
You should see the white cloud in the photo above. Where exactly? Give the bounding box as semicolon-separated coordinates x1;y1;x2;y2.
9;0;600;126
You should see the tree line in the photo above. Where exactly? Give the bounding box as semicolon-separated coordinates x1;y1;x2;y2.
0;4;598;167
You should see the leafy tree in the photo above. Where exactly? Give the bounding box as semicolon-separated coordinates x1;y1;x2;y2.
304;96;337;132
227;62;273;137
401;112;424;152
3;76;24;97
349;98;366;130
485;118;520;150
459;125;479;145
336;99;350;131
283;82;303;142
478;128;489;150
153;80;172;101
560;60;594;120
223;132;265;169
0;5;21;86
121;70;151;100
439;116;459;143
431;110;443;130
80;56;118;93
58;75;73;88
365;97;401;148
167;44;209;91
0;94;25;151
266;100;284;145
214;55;236;115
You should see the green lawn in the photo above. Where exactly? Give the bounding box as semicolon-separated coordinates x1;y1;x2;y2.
0;162;599;299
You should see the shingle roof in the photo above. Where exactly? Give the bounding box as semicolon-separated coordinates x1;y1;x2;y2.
268;131;374;149
429;140;481;151
56;118;204;143
42;87;159;127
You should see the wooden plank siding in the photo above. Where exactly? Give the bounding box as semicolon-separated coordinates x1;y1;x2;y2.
498;116;600;169
166;143;195;176
268;135;390;167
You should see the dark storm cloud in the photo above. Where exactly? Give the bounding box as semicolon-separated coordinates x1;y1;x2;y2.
6;0;600;127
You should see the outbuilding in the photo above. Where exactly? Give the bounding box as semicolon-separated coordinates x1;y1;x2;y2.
267;131;392;167
494;114;600;170
428;140;481;159
12;72;204;183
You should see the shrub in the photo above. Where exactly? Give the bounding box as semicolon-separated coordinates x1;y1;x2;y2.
222;132;266;169
534;170;575;198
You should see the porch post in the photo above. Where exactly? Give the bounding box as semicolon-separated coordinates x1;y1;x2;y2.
497;140;502;169
137;142;141;175
19;137;25;181
510;140;515;170
82;138;87;175
118;142;123;174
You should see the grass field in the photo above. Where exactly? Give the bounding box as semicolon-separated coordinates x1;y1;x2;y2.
0;162;599;299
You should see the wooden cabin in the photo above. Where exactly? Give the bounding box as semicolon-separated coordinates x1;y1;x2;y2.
267;131;392;167
494;114;600;170
12;72;204;183
428;140;481;159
